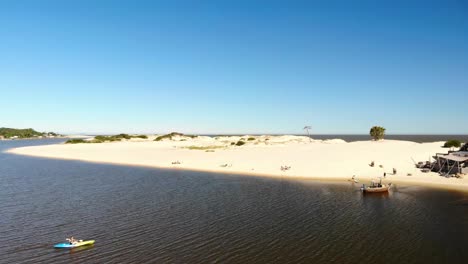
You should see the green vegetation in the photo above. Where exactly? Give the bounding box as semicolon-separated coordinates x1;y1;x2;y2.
116;133;131;139
0;127;44;138
155;135;170;141
65;139;88;144
185;145;225;150
443;140;462;148
65;138;106;144
369;126;386;140
230;142;236;145
94;134;148;142
154;132;197;141
247;137;255;141
65;133;149;144
235;140;245;146
94;135;121;142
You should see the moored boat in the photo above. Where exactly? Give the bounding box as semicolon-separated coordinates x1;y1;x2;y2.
361;178;392;193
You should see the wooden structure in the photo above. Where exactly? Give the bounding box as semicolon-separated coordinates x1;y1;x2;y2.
434;152;468;176
460;143;468;152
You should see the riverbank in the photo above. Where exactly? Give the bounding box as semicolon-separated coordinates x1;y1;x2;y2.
6;135;468;191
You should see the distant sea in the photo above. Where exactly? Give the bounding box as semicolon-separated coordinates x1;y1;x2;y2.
204;134;468;143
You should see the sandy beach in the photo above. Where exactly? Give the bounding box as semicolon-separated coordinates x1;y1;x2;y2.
6;135;468;191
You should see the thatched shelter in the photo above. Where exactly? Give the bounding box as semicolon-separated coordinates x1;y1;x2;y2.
434;152;468;175
460;143;468;152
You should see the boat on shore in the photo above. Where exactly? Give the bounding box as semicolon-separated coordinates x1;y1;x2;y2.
361;178;392;193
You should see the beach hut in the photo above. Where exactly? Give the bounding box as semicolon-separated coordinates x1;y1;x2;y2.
434;152;468;175
460;143;468;152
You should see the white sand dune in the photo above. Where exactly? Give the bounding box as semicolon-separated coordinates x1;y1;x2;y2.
7;135;468;191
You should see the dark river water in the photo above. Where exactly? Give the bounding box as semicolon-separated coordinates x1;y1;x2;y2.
1;139;467;263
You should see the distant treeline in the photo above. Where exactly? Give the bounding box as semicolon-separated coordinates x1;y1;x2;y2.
0;127;58;139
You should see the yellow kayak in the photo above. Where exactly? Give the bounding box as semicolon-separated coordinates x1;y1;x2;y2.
54;240;95;248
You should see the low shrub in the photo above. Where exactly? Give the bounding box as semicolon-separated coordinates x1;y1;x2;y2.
169;132;184;137
186;145;224;150
154;132;194;141
67;134;147;144
247;137;255;141
94;135;123;142
65;139;87;144
443;140;462;148
236;140;245;146
155;135;170;141
115;133;131;139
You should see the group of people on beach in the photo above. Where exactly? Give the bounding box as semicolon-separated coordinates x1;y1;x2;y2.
369;161;397;176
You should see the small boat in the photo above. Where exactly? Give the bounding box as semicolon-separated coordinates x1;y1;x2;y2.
361;178;392;193
54;239;95;249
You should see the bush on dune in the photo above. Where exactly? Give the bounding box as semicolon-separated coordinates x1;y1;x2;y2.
65;139;88;144
236;140;245;146
155;135;171;141
443;140;462;148
94;135;122;142
66;133;149;144
154;132;196;141
116;133;131;139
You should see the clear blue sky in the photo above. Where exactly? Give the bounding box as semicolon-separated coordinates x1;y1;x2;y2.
1;0;467;135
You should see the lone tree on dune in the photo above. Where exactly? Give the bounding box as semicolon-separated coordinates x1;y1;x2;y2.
370;126;386;141
303;126;312;142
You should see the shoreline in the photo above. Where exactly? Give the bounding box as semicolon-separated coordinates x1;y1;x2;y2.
6;149;468;193
0;136;67;141
5;135;468;192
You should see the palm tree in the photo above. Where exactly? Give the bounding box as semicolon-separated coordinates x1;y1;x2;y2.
303;126;312;142
369;126;386;141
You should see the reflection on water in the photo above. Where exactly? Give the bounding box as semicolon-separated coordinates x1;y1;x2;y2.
1;140;467;263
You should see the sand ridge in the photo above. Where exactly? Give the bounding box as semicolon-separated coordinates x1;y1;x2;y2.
7;135;468;191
